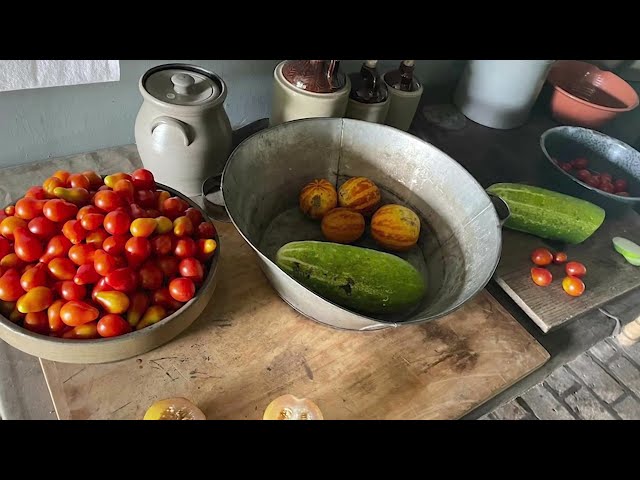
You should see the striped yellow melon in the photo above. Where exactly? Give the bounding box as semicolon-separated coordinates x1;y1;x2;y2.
299;179;338;220
321;208;365;244
370;204;420;251
338;177;381;215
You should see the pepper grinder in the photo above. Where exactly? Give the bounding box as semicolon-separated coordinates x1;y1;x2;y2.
270;60;351;126
383;60;424;131
345;60;390;124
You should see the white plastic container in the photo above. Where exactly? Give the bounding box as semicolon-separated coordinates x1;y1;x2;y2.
453;60;555;129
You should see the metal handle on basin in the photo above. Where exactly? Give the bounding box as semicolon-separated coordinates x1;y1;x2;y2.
488;192;511;227
202;174;231;223
150;116;192;146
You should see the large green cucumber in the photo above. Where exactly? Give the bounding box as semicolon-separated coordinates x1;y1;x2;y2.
487;183;605;244
276;241;426;315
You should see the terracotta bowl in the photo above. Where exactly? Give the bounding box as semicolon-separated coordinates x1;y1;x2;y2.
546;60;639;129
0;182;220;364
541;125;640;206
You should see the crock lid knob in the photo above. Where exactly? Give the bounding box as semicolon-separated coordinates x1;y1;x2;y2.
171;73;195;95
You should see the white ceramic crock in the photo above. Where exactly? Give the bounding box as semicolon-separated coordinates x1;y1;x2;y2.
134;63;233;197
270;61;351;127
383;74;424;131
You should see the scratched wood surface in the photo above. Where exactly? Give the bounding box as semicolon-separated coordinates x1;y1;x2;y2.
494;208;640;333
40;222;549;420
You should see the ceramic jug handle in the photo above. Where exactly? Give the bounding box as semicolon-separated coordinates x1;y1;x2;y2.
201;173;231;223
150;116;192;147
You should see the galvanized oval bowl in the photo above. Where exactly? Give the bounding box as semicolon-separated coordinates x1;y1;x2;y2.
540;125;640;205
0;182;220;364
221;117;503;331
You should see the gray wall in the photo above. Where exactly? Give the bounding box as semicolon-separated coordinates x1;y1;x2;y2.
0;60;465;169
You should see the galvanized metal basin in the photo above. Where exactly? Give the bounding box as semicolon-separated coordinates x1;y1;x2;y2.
221;117;503;331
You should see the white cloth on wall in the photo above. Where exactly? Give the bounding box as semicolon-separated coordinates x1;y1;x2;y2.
0;60;120;92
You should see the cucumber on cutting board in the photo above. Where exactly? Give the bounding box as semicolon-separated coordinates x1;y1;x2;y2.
487;183;606;244
276;241;426;315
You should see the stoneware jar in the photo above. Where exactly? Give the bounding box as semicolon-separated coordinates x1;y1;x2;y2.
270;60;351;126
135;63;233;197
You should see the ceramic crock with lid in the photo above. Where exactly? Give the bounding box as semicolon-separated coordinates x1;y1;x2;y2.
134;63;233;197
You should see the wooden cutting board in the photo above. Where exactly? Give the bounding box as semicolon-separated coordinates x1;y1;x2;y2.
494;207;640;333
41;222;549;420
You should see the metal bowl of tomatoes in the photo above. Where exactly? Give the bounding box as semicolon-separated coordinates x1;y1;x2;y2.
0;168;220;364
541;125;640;206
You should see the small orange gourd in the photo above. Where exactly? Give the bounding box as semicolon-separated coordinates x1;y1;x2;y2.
321;208;365;244
338;177;381;215
370;204;420;251
299;179;338;220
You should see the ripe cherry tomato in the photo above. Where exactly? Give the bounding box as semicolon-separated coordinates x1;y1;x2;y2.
47;299;66;332
614;178;628;193
28;216;59;239
52;170;71;184
156;256;180;278
565;261;586;278
58;281;87;301
80;213;105;231
97;314;132;337
576;169;592;183
553;252;568;264
67;173;90;190
74;263;101;285
42;199;78;223
162;197;189;220
198;239;218;264
169;277;195;303
1;216;28;240
174;237;197;258
68;243;96;266
152;287;184;311
16;286;54;313
600;173;613;183
179;257;204;283
103;210;131;236
25;186;49;200
184;208;203;227
151;234;173;256
571;158;589;169
47;257;77;281
559;162;573;172
40;235;72;263
125;237;151;266
85;228;110;249
102;235;128;255
91;277;114;302
0;269;26;302
530;248;553;266
43;176;64;196
531;267;552;287
114;179;135;203
139;262;163;290
135;189;157;208
173;216;194;237
562;275;585;297
94;249;117;276
62;322;99;339
586;176;601;188
197;222;216;239
105;267;138;292
20;263;48;291
81;170;103;190
127;291;150;327
0;237;10;259
129;203;147;219
131;168;156;190
13;227;44;262
62;219;88;245
24;311;49;334
60;300;100;327
136;305;168;330
15;197;46;220
600;182;615;193
93;190;122;212
77;205;101;220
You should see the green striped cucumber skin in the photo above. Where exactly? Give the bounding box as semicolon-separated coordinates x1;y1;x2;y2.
487;183;606;244
276;241;426;315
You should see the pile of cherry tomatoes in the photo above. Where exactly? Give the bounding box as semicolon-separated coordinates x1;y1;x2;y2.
0;168;218;339
558;157;631;197
530;248;586;297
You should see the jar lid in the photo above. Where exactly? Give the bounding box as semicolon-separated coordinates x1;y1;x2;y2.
142;65;221;106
